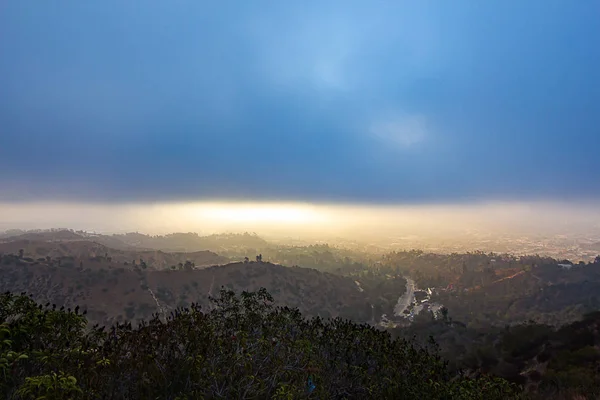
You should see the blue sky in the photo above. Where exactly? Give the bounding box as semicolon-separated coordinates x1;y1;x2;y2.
1;1;599;204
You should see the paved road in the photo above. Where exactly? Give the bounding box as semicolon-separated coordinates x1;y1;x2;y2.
393;277;415;317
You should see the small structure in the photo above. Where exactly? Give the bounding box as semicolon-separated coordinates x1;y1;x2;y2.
558;263;573;270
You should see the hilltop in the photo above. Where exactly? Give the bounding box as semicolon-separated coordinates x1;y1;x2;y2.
0;229;84;242
0;229;270;254
111;231;269;252
0;239;227;270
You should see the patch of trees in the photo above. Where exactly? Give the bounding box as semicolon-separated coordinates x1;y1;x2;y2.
379;250;572;289
392;309;600;398
0;289;519;399
379;250;600;326
244;245;371;276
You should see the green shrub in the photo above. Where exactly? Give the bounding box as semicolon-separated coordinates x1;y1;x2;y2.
0;290;520;399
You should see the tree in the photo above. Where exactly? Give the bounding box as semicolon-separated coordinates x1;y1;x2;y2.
440;306;449;322
0;290;520;399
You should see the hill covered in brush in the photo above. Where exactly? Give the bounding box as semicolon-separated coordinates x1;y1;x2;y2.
0;246;404;327
0;239;227;270
0;289;518;399
0;229;270;255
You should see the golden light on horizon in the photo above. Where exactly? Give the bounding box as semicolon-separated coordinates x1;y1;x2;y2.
185;202;330;225
2;201;600;238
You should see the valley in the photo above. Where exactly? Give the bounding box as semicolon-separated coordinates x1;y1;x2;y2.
3;228;600;398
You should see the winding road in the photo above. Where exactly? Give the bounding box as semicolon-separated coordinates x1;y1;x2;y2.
393;277;416;317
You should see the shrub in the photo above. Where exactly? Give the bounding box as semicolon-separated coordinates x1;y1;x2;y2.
0;290;520;399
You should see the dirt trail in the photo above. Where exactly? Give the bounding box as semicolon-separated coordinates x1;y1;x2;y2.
490;270;525;285
145;283;166;319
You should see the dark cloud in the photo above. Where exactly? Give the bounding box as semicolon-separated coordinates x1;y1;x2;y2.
1;1;599;203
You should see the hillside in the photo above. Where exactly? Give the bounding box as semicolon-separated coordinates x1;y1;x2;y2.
434;263;600;327
0;229;273;257
0;255;389;327
112;231;269;252
379;250;600;327
393;309;600;398
0;239;227;270
1;230;84;242
0;229;380;275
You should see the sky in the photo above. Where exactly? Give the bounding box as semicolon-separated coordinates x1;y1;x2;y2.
1;1;599;205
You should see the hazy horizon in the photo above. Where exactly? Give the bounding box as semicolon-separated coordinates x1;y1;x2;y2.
3;201;600;242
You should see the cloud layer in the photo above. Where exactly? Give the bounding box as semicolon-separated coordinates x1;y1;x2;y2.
0;1;599;203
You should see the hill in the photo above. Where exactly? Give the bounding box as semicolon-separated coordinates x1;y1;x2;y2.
0;229;272;257
433;262;600;327
393;309;600;398
379;250;600;327
0;229;380;276
1;230;84;242
0;251;396;327
0;239;227;270
111;231;269;252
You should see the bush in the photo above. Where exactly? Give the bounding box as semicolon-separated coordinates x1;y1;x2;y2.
0;290;521;399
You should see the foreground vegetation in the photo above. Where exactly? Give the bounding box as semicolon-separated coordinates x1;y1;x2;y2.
3;229;600;398
1;289;518;399
394;310;600;398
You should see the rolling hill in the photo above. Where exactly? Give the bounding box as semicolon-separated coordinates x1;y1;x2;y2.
0;239;227;269
0;259;377;327
0;229;270;253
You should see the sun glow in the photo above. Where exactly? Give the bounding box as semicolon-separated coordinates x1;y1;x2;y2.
185;203;329;225
3;201;600;240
